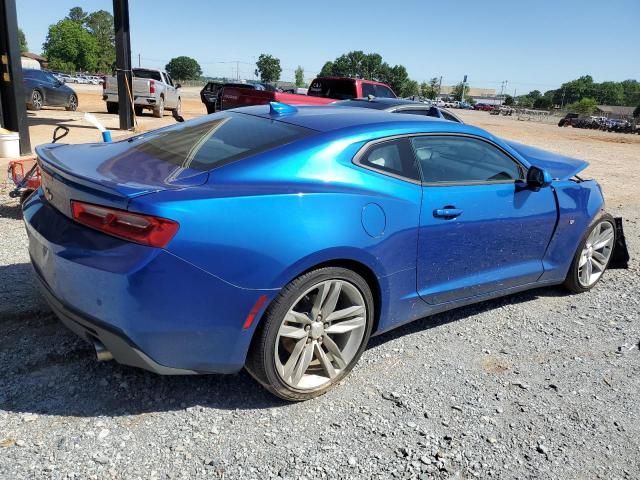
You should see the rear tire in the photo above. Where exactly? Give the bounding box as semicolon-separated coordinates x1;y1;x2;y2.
106;102;118;114
246;267;374;401
153;97;164;118
563;213;616;293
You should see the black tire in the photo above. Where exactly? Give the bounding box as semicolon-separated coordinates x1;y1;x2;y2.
563;213;616;294
134;106;144;116
106;102;118;114
245;267;374;401
28;89;43;111
174;98;182;116
65;94;78;111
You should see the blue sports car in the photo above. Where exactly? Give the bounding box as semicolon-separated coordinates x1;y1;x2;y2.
23;102;624;400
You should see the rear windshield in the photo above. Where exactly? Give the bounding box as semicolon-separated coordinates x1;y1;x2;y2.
308;79;356;100
133;69;162;81
129;112;313;171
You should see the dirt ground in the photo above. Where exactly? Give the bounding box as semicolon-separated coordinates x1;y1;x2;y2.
8;84;640;209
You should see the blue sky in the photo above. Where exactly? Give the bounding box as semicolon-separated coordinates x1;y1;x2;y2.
17;0;639;94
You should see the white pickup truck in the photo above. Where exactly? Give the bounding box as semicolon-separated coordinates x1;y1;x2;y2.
103;68;181;118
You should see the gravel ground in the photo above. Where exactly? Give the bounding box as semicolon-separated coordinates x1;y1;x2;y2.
1;120;639;479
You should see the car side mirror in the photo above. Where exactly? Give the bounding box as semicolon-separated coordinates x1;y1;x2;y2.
527;166;552;188
175;83;182;89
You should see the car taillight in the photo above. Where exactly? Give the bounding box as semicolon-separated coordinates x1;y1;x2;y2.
149;80;155;94
70;200;179;248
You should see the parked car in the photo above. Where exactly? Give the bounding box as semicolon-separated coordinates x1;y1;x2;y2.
23;69;78;111
558;113;579;127
333;98;463;123
23;103;626;401
103;68;181;117
210;76;396;111
200;82;279;114
473;103;495;111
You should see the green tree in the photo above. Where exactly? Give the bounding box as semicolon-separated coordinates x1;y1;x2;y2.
528;90;542;100
634;105;640;118
294;66;304;87
569;97;597;115
594;81;624;105
85;10;115;72
43;19;97;72
503;95;514;106
165;56;202;80
533;97;551;109
451;82;469;101
18;28;28;53
66;6;88;23
254;54;281;83
402;79;420;97
621;79;640;106
362;53;383;80
420;77;439;99
378;64;410;97
318;61;334;77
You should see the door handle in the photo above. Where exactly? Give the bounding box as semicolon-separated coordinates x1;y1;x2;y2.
433;207;463;219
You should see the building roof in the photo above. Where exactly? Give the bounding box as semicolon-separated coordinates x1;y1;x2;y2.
21;52;47;62
595;105;635;116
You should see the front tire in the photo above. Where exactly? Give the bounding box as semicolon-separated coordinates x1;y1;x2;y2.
246;267;374;401
564;214;616;293
28;90;43;111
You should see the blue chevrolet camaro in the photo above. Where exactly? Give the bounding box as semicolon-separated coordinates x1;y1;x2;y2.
24;103;620;400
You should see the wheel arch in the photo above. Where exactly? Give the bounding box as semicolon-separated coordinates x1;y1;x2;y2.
251;256;384;345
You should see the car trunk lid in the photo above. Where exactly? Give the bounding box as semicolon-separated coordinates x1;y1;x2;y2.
36;141;208;217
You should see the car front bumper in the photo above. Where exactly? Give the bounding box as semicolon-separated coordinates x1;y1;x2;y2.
23;190;275;374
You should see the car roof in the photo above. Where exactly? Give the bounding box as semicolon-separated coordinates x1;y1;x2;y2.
334;98;428;110
232;104;480;136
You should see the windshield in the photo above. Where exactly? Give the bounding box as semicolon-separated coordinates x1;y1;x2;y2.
128;112;313;171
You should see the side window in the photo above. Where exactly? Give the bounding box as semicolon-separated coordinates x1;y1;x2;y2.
165;73;174;87
361;83;375;97
440;110;460;123
374;84;395;98
357;138;420;182
411;136;523;184
394;109;431;117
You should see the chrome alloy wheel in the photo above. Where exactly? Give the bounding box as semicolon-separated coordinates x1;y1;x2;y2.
275;279;367;390
32;90;43;109
578;220;614;287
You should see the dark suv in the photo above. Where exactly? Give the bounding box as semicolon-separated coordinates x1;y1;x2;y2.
23;69;78;111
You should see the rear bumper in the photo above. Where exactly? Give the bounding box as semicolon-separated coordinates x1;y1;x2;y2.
23;190;275;374
33;268;197;374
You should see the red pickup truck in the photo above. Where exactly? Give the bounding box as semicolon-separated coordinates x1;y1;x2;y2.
201;77;396;112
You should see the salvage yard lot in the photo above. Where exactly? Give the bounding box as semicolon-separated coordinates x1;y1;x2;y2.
1;86;639;479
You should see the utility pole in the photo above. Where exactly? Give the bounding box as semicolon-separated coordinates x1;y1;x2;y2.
438;76;442;97
561;87;566;109
113;0;133;130
0;0;31;154
236;61;240;81
138;53;140;68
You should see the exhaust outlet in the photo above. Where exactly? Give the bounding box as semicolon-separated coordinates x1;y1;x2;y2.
93;338;113;362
